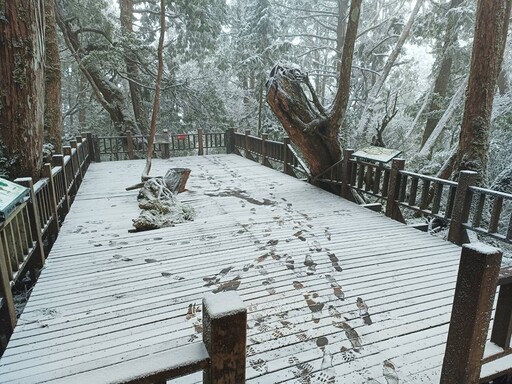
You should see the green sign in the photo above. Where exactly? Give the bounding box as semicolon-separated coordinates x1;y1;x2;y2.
352;146;402;164
0;178;29;219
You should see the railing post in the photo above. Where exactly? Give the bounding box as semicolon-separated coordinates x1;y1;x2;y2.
440;243;502;384
203;291;246;384
82;132;96;164
70;140;83;188
63;146;77;196
14;177;45;271
447;171;478;245
126;130;135;160
161;130;170;159
244;129;250;158
198;128;204;156
52;154;70;215
225;129;235;154
283;137;291;176
0;239;16;336
93;135;101;162
42;164;60;241
261;133;270;167
385;158;405;223
490;281;512;349
341;149;354;200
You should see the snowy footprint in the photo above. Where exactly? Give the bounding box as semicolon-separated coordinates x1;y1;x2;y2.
325;274;345;300
303;291;324;323
356;297;373;325
327;252;342;272
383;360;399;384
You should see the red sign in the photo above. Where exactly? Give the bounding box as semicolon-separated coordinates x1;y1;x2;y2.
177;134;186;141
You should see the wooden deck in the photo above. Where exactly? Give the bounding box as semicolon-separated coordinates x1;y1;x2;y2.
0;155;467;383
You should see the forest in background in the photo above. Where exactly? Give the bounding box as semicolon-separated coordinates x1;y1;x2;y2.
1;0;512;191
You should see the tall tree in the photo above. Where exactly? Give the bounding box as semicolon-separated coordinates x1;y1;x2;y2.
266;0;362;177
0;0;46;179
44;0;63;152
453;0;511;185
120;0;150;135
420;0;465;148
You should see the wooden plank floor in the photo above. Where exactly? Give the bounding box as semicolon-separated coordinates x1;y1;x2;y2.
0;155;465;383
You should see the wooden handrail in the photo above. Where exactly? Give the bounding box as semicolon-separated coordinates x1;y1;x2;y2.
1;133;93;350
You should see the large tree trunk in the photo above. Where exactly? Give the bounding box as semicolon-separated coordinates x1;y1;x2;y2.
453;0;511;185
44;0;62;152
266;0;361;177
54;0;138;135
120;0;150;135
0;0;46;180
420;0;464;148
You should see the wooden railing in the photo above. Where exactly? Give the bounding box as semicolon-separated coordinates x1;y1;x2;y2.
94;129;227;161
441;244;512;383
230;129;310;179
0;133;93;348
314;151;512;247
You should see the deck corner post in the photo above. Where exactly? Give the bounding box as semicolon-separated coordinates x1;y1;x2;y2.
52;155;70;215
198;128;204;156
385;158;405;222
261;133;270;167
14;177;45;269
447;170;478;245
440;243;502;384
203;292;247;384
341;149;354;200
126;130;135;160
225;129;235;154
42;164;60;241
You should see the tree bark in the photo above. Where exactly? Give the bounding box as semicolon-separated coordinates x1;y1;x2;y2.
420;0;464;148
266;0;361;177
454;0;511;185
0;0;46;180
54;0;138;135
120;0;150;135
44;0;62;152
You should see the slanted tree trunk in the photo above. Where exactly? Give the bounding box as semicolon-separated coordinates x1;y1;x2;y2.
120;0;150;135
355;0;424;140
266;0;361;177
0;0;46;180
453;0;511;185
54;0;138;135
44;0;62;152
142;0;165;179
420;0;464;148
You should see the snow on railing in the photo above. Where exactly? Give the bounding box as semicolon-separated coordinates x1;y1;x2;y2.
0;134;93;349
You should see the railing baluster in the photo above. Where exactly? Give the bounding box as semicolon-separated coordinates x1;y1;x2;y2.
491;281;512;350
472;193;486;229
420;179;431;210
408;177;419;206
489;196;503;234
0;237;16;335
431;183;443;215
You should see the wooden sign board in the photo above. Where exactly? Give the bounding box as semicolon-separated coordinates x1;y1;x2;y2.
352;146;402;164
0;178;29;220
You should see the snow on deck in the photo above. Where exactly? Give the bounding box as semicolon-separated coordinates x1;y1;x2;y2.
0;155;464;383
